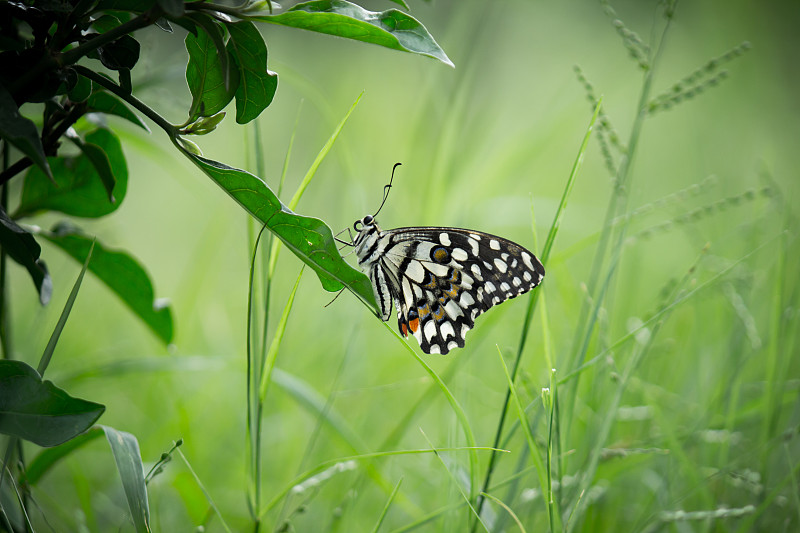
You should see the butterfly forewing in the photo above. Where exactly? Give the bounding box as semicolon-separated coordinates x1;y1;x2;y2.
355;221;545;355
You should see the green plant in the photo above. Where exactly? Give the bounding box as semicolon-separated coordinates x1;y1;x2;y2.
0;1;451;530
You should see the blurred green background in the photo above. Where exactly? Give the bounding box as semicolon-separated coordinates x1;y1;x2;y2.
9;1;800;531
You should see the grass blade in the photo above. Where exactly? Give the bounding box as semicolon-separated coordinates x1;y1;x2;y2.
371;477;403;533
37;240;94;376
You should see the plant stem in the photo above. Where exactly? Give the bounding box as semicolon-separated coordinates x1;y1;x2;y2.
0;145;10;359
72;65;178;137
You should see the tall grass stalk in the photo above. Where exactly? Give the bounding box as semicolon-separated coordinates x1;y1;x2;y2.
473;99;602;527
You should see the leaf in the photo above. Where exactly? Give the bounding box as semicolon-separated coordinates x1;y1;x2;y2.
0;82;52;180
97;34;141;71
23;426;105;485
175;146;378;313
0;205;51;304
255;0;453;67
67;69;92;103
66;129;116;202
40;222;174;344
185;14;239;121
86;90;150;131
225;20;278;124
103;426;150;533
0;360;105;447
15;128;128;218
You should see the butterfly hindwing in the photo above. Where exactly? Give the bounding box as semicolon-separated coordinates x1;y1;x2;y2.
369;227;545;354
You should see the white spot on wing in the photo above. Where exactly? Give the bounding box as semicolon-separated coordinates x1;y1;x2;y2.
459;292;475;307
494;258;508;273
490;239;501;250
469;233;482;241
523;271;532;282
451;247;468;261
439;233;451;246
404;260;425;283
522;252;534;270
485;281;496;293
444;300;463;319
468;237;480;255
500;282;510;292
429;344;441;355
471;264;483;280
461;324;471;338
513;277;522;287
447;340;459;351
440;321;455;340
424;320;437;341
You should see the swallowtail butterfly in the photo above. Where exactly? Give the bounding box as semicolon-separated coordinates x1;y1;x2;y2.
349;165;545;355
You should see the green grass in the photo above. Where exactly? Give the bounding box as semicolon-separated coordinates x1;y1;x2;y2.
5;1;799;532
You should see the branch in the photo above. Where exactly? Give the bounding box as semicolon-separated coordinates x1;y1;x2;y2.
73;66;178;137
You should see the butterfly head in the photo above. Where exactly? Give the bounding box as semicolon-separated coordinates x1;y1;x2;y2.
354;214;377;232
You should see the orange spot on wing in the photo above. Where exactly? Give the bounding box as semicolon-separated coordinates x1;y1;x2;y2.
409;318;420;333
401;322;408;337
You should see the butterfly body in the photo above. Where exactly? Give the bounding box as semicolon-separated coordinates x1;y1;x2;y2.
353;215;545;354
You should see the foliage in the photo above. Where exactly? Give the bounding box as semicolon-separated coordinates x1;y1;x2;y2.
0;1;449;530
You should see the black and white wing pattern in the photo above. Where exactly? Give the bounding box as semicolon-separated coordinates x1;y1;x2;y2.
353;215;545;354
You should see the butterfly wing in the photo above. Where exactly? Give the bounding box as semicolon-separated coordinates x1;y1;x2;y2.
378;227;545;354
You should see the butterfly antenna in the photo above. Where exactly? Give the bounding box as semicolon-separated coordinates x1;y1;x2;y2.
373;162;402;218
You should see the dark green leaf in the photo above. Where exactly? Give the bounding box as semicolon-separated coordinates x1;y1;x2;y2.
156;0;184;18
103;426;150;533
176;147;379;313
226;20;278;124
91;14;123;34
256;0;453;67
86;90;149;131
154;17;173;32
40;223;174;344
97;34;141;71
0;206;51;304
0;360;105;447
16;128;128;218
66;130;116;202
23;427;104;485
185;16;239;121
67;69;92;102
0;82;52;180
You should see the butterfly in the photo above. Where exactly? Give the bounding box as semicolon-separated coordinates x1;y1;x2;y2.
347;164;545;355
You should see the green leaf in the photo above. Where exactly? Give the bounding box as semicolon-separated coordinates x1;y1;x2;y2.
0;205;51;304
185;14;239;121
226;20;278;124
67;69;92;102
175;146;378;314
0;360;105;447
40;222;174;344
23;426;105;485
16;128;128;218
102;426;150;533
91;14;123;34
86;90;150;132
97;34;141;71
0;82;53;180
256;0;453;67
66;130;116;202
